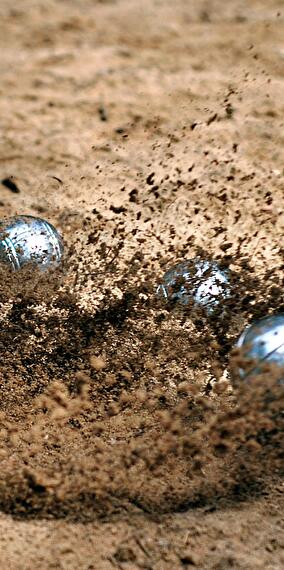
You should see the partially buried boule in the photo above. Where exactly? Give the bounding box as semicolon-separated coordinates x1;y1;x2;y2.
236;314;284;382
0;215;64;271
157;258;230;314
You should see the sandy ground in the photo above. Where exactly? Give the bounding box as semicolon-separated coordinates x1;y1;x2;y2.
0;0;283;568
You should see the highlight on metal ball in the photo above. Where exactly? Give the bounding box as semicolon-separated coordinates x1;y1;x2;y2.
236;314;284;382
157;258;230;314
0;215;64;272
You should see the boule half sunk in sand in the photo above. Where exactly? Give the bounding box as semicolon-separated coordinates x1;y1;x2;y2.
157;258;230;314
236;314;284;382
0;215;64;271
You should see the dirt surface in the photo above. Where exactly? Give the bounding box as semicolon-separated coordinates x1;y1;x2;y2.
0;0;283;568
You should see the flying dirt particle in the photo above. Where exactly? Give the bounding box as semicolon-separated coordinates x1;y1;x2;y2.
146;172;155;185
89;355;106;371
98;105;108;121
1;177;20;193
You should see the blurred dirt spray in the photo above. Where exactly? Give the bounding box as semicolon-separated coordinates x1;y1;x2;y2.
0;0;283;567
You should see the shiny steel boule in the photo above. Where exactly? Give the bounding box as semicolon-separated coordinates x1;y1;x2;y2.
157;258;230;313
0;215;64;271
236;314;284;381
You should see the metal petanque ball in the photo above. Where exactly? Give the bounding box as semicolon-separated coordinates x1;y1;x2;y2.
236;314;284;381
0;215;64;271
157;258;230;313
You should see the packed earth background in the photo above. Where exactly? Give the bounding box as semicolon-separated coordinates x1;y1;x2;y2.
0;0;283;568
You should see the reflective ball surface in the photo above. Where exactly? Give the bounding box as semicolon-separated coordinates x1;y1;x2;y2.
157;258;230;313
236;314;284;380
0;215;64;271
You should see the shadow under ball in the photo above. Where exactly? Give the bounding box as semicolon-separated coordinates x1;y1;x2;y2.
0;215;64;271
